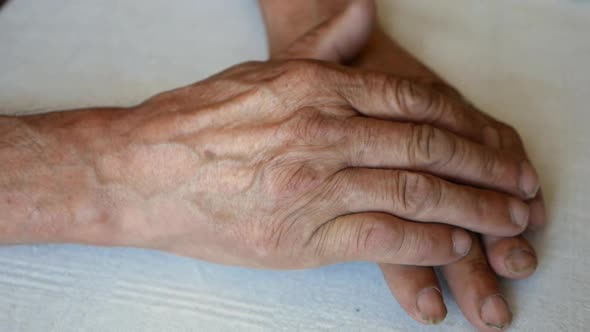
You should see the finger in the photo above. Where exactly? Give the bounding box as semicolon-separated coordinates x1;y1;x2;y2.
330;168;529;236
321;30;546;226
476;110;545;278
330;70;495;144
479;115;547;228
496;121;547;230
475;110;526;154
442;234;513;331
483;235;537;279
411;83;547;229
340;117;539;199
528;190;546;230
272;0;376;63
306;212;472;266
379;264;447;324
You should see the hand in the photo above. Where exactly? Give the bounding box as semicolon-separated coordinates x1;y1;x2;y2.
108;59;537;268
2;57;537;273
260;0;545;330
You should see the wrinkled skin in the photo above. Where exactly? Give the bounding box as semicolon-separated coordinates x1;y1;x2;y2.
0;2;545;331
260;0;545;330
2;58;537;271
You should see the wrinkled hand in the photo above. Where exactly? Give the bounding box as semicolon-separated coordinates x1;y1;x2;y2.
67;59;537;270
260;0;545;330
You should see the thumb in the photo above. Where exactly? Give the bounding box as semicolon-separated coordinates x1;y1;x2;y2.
273;0;376;63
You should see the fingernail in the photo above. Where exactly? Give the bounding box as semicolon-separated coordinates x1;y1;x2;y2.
482;126;501;148
416;287;446;324
480;294;512;330
519;161;540;199
529;198;546;230
505;248;537;275
452;229;472;256
508;198;530;229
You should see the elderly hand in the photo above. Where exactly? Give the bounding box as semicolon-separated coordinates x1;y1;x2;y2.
1;55;537;274
260;0;546;330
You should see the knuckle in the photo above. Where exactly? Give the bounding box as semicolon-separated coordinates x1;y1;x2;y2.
394;171;440;215
357;216;404;259
266;159;326;200
344;119;380;163
407;124;457;168
400;227;434;264
408;124;435;164
310;218;356;260
351;119;380;146
287;108;342;142
479;150;505;182
320;169;353;206
394;79;439;120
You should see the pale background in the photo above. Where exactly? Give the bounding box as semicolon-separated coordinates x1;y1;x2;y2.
0;1;589;331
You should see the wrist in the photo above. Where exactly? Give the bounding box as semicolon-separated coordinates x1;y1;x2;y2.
0;109;132;246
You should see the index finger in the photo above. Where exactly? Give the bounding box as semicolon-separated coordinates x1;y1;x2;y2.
330;69;493;143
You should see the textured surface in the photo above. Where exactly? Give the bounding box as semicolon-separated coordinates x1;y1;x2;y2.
1;0;589;331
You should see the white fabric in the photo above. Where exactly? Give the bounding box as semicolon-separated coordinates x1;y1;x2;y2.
0;1;589;331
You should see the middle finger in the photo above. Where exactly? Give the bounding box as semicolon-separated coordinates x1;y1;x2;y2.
340;116;540;200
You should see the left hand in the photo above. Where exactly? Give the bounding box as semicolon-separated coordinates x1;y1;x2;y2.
260;0;546;330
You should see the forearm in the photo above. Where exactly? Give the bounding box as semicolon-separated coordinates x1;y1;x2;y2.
0;110;127;245
259;0;435;79
259;0;350;54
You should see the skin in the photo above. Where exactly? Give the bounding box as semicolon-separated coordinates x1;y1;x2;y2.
259;0;546;330
0;60;536;266
0;2;543;331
